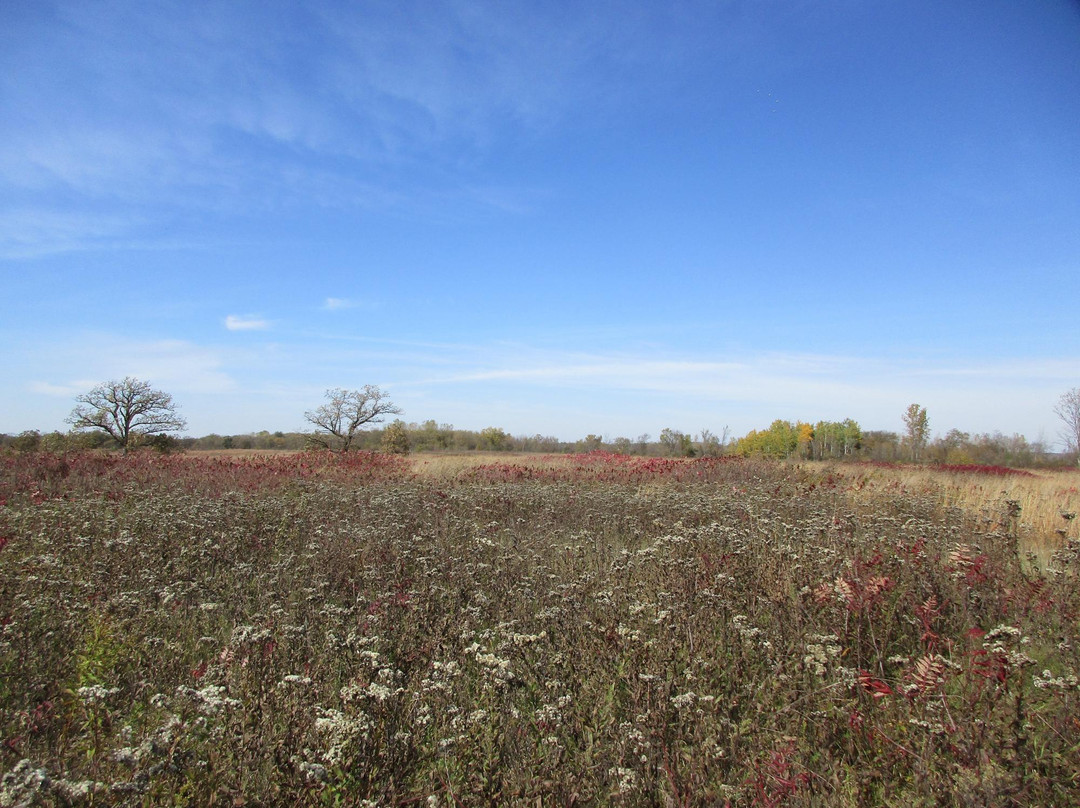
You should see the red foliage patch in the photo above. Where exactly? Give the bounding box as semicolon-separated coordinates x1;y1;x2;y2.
460;451;746;485
0;449;411;502
930;463;1036;478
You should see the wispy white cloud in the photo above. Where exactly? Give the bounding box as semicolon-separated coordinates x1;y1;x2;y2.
385;343;1077;439
225;315;270;332
0;207;147;259
320;296;383;312
0;1;651;256
19;335;229;392
322;297;355;311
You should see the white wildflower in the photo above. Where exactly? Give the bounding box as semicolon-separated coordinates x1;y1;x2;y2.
279;675;313;688
609;766;638;794
77;685;119;705
671;691;697;710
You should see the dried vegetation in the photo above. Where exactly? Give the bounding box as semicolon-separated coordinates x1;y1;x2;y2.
1;451;1079;806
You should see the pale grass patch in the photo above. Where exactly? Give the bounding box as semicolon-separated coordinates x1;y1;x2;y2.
828;462;1080;565
408;451;575;479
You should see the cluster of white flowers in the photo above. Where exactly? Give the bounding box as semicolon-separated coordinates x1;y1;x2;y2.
340;677;403;705
111;746;137;766
296;760;328;784
229;624;271;647
608;766;638;794
803;646;829;677
314;707;372;767
76;684;120;704
51;778;105;802
535;703;563;727
1033;669;1079;690
420;659;461;697
804;634;844;677
468;646;515;687
0;760;50;806
907;716;952;735
670;691;697;710
985;624;1021;642
982;625;1035;668
732;614;773;652
357;648;381;666
732;614;762;640
509;630;547;646
467;709;489;726
278;674;313;688
175;684;240;716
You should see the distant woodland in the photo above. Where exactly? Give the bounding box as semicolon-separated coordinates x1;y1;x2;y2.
1;417;1063;468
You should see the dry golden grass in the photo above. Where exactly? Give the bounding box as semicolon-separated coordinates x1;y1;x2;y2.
825;462;1080;565
184;448;303;458
408;451;574;479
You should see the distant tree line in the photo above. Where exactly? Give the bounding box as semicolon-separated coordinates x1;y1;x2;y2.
1;418;1061;468
3;381;1078;469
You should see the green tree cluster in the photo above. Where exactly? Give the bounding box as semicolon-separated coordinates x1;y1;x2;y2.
479;426;509;451
902;403;930;462
380;420;411;455
809;419;862;459
734;420;803;459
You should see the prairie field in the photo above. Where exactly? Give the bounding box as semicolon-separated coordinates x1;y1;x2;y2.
1;451;1079;806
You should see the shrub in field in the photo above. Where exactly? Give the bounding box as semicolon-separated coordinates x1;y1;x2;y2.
0;452;1078;805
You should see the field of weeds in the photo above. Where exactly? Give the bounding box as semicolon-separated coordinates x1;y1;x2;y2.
2;451;1079;806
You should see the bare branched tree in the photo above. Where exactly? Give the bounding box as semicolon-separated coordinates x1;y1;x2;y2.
67;377;187;451
305;386;402;452
1054;387;1080;458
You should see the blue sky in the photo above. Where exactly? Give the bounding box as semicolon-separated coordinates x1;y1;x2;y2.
2;0;1079;444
